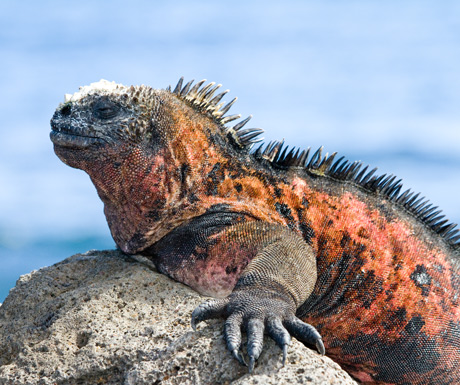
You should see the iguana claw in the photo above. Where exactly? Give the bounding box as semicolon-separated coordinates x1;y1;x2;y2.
191;288;325;373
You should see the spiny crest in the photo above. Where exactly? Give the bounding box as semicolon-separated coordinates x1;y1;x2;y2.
169;77;459;248
255;140;460;248
168;77;264;149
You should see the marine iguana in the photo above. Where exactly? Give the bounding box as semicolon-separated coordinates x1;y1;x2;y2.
50;77;460;384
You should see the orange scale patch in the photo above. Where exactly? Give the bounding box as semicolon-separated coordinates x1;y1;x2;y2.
300;186;459;345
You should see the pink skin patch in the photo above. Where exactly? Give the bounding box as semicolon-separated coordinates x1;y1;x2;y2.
170;241;258;298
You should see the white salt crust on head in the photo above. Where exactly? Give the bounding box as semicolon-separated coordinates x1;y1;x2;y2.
64;79;127;103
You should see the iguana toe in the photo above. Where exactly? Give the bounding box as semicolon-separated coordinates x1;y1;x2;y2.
224;313;246;366
284;316;325;355
191;298;229;331
266;317;291;366
247;318;264;372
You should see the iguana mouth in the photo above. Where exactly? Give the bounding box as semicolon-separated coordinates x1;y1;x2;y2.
50;123;106;148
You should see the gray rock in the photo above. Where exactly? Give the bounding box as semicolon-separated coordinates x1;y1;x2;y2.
0;250;358;385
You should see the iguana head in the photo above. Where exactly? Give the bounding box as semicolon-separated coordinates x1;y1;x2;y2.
50;80;166;165
50;78;261;253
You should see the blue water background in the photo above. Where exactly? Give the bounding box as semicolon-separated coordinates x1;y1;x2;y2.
1;1;459;302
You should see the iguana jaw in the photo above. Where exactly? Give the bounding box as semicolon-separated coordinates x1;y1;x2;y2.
50;118;111;171
50;127;107;149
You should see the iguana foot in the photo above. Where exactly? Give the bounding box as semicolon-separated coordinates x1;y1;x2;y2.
191;288;324;373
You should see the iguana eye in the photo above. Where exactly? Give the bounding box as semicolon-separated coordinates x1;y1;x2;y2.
93;97;120;120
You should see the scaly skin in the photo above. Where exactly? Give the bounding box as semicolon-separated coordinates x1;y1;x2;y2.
50;78;460;384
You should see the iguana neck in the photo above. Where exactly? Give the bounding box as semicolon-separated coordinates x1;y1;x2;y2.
82;129;242;253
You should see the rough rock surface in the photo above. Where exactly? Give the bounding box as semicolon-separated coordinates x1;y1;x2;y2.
0;250;358;385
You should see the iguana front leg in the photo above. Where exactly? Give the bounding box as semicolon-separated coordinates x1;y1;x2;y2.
191;221;325;372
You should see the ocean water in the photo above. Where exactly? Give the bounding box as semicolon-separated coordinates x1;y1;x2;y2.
1;1;459;302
